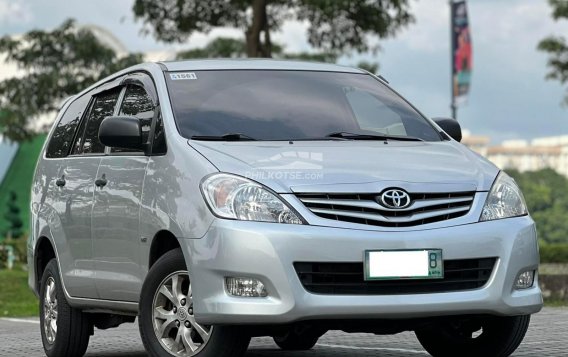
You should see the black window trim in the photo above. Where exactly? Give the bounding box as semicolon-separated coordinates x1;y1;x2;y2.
120;73;159;107
46;70;166;159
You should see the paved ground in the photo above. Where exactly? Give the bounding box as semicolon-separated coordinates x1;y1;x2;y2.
0;308;566;357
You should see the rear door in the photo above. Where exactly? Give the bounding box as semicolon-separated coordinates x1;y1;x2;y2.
92;77;157;301
58;86;122;298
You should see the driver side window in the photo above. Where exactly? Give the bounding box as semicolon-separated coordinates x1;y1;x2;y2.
72;88;121;155
112;85;155;153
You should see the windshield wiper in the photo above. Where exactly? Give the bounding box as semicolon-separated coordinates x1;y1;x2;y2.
325;131;423;141
191;133;257;141
289;136;350;141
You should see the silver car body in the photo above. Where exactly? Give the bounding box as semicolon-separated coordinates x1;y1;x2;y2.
29;60;542;324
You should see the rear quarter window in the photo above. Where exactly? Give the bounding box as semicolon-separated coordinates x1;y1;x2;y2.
46;95;91;158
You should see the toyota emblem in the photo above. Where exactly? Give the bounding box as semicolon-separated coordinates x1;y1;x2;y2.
379;189;411;209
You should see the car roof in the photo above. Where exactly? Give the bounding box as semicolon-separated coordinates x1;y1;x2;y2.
160;58;366;74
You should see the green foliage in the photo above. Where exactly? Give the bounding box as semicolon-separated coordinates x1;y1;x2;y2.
548;0;568;20
0;19;143;142
0;135;46;237
281;51;338;63
0;268;38;317
540;244;568;263
538;0;568;105
507;169;568;245
177;36;338;62
176;36;376;71
6;237;28;263
357;61;380;74
0;237;28;269
177;38;248;59
2;191;23;239
134;0;413;57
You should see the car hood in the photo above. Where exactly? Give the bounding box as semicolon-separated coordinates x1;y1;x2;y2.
189;140;499;193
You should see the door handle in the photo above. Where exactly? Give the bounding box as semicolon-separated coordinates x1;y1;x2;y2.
55;175;66;187
95;174;107;188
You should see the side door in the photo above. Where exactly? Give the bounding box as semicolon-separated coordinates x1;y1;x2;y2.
58;86;122;298
39;94;91;297
92;78;158;301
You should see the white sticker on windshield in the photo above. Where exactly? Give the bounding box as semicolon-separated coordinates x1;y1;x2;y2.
170;72;197;80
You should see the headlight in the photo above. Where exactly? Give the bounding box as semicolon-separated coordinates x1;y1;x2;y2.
201;173;304;224
480;172;528;221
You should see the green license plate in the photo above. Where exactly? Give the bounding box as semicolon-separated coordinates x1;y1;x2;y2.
364;249;443;280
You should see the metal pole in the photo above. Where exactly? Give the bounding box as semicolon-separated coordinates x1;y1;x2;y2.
450;0;457;120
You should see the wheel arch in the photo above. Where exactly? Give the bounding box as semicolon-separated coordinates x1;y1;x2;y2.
35;236;57;293
148;230;184;269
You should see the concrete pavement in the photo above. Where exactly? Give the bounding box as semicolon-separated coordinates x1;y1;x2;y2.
0;308;566;356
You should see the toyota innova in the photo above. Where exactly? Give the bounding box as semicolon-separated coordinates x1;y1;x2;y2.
29;60;542;357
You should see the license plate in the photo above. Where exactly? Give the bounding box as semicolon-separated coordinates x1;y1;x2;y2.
364;249;443;280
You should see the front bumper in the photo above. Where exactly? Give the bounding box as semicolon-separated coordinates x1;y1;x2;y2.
182;216;542;325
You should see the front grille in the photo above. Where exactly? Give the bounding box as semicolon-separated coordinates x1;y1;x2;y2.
294;258;496;295
295;191;475;227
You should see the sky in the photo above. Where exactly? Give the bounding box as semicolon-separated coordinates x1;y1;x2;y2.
1;0;567;143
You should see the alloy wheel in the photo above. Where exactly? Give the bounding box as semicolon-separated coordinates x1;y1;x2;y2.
152;271;212;356
43;277;58;344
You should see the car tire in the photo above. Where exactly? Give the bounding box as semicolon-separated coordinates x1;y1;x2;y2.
415;314;531;357
273;327;324;351
139;248;251;357
40;259;92;357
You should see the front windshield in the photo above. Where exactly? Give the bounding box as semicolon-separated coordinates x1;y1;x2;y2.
166;70;442;141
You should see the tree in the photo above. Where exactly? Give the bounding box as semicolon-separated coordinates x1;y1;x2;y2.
538;0;568;105
0;19;143;142
176;36;376;72
133;0;414;58
3;191;23;239
177;36;334;61
356;61;379;74
507;169;568;245
177;37;249;59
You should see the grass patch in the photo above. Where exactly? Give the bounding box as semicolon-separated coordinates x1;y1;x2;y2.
0;268;38;317
544;299;568;307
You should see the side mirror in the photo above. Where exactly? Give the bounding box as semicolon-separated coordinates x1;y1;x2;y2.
99;116;144;150
433;117;462;142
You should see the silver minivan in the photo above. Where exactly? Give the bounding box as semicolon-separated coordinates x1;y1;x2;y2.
30;60;542;357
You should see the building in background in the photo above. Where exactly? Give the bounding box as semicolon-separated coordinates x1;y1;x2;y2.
461;132;568;178
461;130;490;156
487;136;568;177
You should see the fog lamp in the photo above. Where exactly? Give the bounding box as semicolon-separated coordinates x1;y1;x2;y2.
515;270;535;289
225;277;268;297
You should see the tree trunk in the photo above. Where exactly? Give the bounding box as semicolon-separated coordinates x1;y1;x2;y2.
246;0;271;58
262;10;272;58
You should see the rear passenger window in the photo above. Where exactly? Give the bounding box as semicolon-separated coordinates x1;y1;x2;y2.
46;95;91;158
78;88;121;154
113;85;155;153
